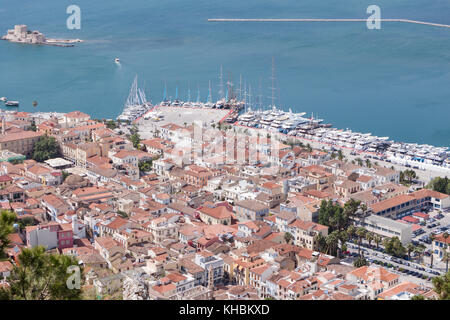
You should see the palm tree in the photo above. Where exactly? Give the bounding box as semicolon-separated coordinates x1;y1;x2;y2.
326;231;339;256
414;244;426;264
366;232;374;248
347;225;356;242
356;227;366;257
374;235;382;250
443;232;449;272
356;158;363;166
429;234;435;268
365;158;371;168
441;248;450;273
407;243;415;260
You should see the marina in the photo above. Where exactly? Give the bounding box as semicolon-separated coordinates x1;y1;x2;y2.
236;105;450;170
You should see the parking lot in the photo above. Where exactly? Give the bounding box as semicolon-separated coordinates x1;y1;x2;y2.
136;106;230;139
346;244;438;285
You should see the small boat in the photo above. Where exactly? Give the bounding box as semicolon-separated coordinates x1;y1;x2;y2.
5;101;19;107
0;97;6;102
114;58;120;63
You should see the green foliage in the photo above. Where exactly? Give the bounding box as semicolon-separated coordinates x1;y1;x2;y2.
30;120;37;132
432;271;450;300
105;120;117;130
0;210;16;259
32;135;61;162
117;210;128;218
16;216;36;231
284;232;293;244
400;169;418;185
3;246;83;300
426;176;450;195
411;294;425;300
62;171;70;182
139;159;153;172
353;257;368;268
130;133;141;149
9;158;24;165
383;237;407;258
318;199;360;233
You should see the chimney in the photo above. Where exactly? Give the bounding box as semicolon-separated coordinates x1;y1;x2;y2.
2;117;5;135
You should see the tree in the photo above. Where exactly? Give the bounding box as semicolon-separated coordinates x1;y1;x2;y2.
356;227;367;257
432;271;450;300
314;233;327;253
337;149;344;161
284;232;293;244
306;143;312;152
4;246;83;300
365;159;371;168
62;171;70;182
32;135;61;162
353;257;368;268
426;177;450;195
130;133;141;149
30;120;37;132
356;158;363;166
347;225;356;241
411;294;425;300
105;120;117;130
117;210;128;218
430;234;435;268
414;244;426;263
384;237;406;258
325;231;339;256
0;210;15;259
374;234;382;250
443;232;449;272
139;160;153;172
366;232;374;248
407;243;415;260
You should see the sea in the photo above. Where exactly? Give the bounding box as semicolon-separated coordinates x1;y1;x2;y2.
0;0;449;147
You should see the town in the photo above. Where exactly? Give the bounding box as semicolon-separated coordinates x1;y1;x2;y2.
0;105;449;301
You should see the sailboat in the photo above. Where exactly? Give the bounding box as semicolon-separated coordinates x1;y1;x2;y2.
117;75;152;121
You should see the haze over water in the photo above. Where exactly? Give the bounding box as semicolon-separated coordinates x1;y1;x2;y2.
0;0;449;147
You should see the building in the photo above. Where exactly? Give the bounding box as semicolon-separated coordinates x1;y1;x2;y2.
432;233;450;262
64;111;91;128
197;205;233;225
25;222;73;250
234;199;269;221
354;214;412;244
346;266;400;299
3;25;46;44
193;251;224;285
0;130;43;157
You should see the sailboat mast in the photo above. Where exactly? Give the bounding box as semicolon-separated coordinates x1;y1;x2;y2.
187;81;191;102
268;57;276;108
208;80;212;103
218;65;224;100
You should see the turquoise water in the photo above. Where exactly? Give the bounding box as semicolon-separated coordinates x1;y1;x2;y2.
0;0;449;146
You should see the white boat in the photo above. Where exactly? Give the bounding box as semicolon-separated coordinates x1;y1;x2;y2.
5;101;19;107
114;58;120;63
0;97;6;102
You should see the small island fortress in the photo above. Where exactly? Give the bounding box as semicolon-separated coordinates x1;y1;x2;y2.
1;25;82;47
